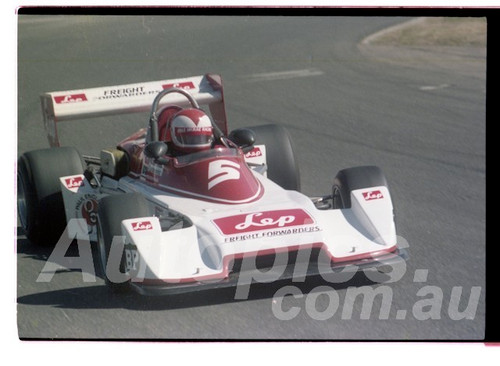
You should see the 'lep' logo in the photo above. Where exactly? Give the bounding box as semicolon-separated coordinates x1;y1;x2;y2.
54;94;88;104
362;190;384;201
131;221;153;231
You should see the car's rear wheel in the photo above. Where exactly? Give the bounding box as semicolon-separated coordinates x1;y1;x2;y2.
17;147;85;245
97;193;151;292
332;165;388;209
246;124;301;191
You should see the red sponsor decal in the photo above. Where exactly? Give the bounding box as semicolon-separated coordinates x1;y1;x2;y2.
131;221;153;231
213;209;314;235
162;81;196;90
245;147;262;158
54;94;88;104
65;176;84;189
362;190;384;201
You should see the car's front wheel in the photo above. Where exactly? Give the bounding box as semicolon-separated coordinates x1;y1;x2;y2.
17;147;85;245
96;193;151;292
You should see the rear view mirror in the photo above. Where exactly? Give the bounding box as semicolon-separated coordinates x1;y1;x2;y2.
145;141;168;160
228;128;256;153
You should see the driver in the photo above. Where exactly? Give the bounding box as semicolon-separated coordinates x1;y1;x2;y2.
168;108;215;155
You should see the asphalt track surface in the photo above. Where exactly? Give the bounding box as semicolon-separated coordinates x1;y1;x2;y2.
17;15;486;340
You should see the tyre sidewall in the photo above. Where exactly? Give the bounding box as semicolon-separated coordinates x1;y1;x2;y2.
17;155;39;241
17;147;84;245
97;193;151;292
247;124;301;191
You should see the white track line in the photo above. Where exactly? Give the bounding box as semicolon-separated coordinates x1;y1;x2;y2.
244;68;324;82
419;84;450;91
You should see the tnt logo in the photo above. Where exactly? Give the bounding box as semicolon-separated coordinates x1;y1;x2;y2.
362;190;384;201
131;221;153;231
54;94;88;104
65;176;84;189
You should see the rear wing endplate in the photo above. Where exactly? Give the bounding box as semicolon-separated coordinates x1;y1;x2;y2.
40;73;227;147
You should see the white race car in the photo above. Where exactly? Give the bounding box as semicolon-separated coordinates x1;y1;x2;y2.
18;74;408;295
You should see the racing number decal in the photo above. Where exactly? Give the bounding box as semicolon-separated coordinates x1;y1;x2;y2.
208;160;241;190
124;245;139;273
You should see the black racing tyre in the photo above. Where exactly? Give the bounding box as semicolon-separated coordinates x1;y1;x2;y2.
96;193;150;292
17;147;85;245
246;124;301;191
332;166;388;209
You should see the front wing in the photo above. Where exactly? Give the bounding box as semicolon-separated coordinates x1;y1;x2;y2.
128;246;408;296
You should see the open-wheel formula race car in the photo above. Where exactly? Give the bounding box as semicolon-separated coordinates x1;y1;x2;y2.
18;73;408;295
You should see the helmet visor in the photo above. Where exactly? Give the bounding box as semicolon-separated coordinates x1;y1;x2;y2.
174;126;214;147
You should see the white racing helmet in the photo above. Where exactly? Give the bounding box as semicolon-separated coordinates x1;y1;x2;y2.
170;108;214;153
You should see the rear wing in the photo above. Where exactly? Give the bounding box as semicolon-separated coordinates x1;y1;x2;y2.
40;73;228;147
